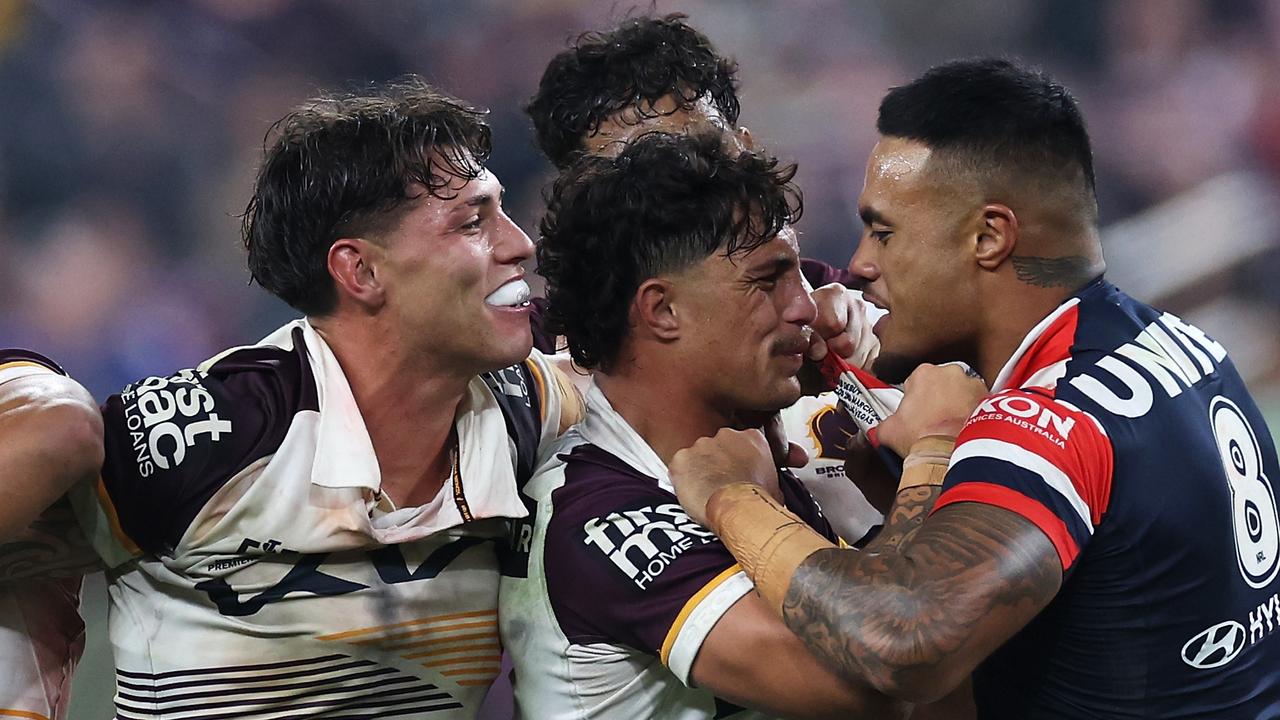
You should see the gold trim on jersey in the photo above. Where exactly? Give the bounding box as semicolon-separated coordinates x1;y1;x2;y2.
0;360;54;374
316;608;502;686
524;357;548;426
95;474;142;557
659;563;744;666
0;709;52;720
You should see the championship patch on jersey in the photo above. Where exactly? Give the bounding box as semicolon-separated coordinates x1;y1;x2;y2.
581;501;717;590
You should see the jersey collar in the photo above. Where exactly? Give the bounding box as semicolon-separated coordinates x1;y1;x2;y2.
989;278;1105;393
576;380;676;494
295;319;527;532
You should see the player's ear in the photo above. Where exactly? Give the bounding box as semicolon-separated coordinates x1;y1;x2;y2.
634;278;681;341
974;203;1018;271
328;237;386;310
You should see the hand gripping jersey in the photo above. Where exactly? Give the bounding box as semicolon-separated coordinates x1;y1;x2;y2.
0;350;86;720
934;279;1280;718
499;382;838;719
68;320;570;720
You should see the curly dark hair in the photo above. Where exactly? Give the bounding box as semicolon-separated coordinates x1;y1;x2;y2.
241;76;491;315
538;132;801;372
527;13;740;169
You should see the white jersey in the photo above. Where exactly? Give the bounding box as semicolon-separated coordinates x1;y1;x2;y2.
499;382;838;720
69;320;570;719
778;394;882;543
0;351;87;720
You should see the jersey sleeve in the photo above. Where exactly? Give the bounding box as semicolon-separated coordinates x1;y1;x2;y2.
931;389;1114;571
72;346;310;565
542;449;752;686
0;349;66;383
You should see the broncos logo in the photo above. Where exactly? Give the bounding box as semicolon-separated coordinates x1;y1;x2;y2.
808;406;860;461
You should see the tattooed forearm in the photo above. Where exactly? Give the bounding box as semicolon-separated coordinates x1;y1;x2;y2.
866;486;941;552
1011;255;1095;288
0;499;101;583
781;503;1061;701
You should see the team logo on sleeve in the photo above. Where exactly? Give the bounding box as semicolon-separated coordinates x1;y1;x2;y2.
582;504;715;589
119;369;232;477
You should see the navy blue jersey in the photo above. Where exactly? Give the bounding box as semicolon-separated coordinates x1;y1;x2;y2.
935;279;1280;718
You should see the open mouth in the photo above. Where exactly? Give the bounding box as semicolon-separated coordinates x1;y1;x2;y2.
484;278;531;308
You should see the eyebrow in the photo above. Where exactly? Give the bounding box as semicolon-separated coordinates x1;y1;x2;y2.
745;251;798;275
859;206;891;227
453;186;505;212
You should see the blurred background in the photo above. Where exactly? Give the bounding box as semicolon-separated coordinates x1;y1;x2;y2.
0;0;1275;716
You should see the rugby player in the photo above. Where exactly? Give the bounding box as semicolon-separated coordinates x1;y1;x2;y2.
499;132;906;719
669;58;1280;717
59;79;581;719
0;350;101;720
527;12;856;292
527;13;886;542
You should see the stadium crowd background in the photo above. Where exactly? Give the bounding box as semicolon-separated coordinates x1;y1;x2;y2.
0;0;1276;715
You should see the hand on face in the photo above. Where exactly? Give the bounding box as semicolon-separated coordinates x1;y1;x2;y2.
806;284;882;370
875;363;989;456
669;428;780;528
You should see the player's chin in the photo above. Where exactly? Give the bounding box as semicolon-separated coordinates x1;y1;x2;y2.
758;373;804;411
871;350;923;386
481;324;535;370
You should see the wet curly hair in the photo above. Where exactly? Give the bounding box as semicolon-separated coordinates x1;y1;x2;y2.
538;131;801;372
527;13;740;169
242;76;491;315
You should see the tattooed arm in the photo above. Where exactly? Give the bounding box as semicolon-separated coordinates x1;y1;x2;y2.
783;502;1060;702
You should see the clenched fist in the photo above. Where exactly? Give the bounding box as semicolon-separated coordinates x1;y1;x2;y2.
806;284;882;369
875;364;990;456
669;428;779;528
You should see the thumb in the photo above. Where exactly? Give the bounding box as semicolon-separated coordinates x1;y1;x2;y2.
785;441;809;469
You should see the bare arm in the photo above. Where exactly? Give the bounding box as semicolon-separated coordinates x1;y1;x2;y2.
692;591;909;720
0;372;103;542
781;502;1061;703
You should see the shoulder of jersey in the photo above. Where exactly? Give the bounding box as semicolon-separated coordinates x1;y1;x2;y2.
0;348;68;375
98;326;319;555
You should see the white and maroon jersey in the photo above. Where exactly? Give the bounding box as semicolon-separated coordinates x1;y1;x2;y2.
0;349;86;720
778;394;881;544
67;320;571;720
499;382;837;720
933;279;1280;718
